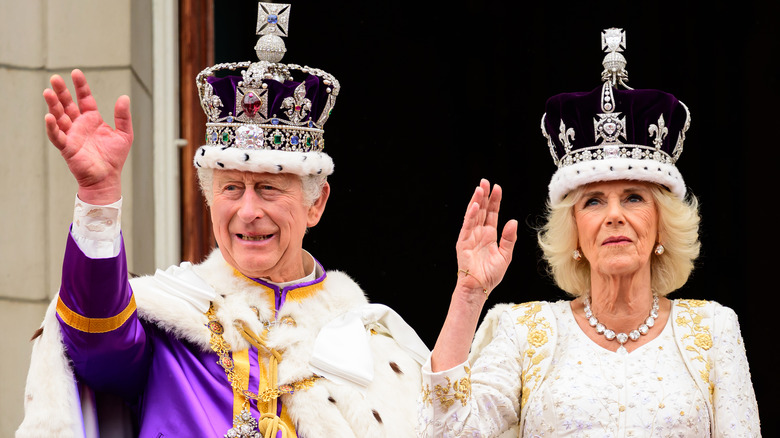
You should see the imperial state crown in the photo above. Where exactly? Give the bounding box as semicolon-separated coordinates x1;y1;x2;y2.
194;2;340;177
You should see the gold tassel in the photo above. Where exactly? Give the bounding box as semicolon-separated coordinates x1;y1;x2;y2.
238;322;289;437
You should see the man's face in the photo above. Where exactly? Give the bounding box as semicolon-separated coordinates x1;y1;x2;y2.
210;170;328;282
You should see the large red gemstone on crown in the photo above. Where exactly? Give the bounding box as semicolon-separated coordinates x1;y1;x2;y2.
242;92;262;117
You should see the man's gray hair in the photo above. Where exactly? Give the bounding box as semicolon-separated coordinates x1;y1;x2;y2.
196;168;328;207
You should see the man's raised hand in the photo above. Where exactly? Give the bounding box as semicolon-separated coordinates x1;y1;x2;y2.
43;69;133;205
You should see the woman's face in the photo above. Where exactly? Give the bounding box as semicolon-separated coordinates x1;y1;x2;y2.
573;180;658;278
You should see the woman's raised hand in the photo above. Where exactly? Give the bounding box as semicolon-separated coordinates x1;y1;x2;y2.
43;69;133;205
430;179;518;371
455;179;518;299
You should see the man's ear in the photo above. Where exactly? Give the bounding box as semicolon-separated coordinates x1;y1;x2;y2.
306;182;330;227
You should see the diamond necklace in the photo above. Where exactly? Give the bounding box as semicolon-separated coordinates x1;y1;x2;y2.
582;294;659;353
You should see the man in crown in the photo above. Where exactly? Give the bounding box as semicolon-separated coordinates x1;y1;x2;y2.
17;3;427;437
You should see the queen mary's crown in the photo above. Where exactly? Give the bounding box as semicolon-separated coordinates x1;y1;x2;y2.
194;2;339;176
541;28;692;205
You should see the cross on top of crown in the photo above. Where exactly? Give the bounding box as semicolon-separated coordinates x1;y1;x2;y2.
254;3;292;63
257;2;291;38
600;28;630;88
601;28;626;54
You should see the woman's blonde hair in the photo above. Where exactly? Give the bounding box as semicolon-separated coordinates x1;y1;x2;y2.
537;183;701;297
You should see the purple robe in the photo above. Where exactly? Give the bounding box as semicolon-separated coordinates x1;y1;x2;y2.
57;233;322;436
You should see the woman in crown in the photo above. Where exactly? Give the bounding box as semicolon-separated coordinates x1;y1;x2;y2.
417;29;760;437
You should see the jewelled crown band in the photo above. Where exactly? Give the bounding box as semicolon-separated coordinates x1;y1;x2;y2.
542;28;691;204
193;2;339;177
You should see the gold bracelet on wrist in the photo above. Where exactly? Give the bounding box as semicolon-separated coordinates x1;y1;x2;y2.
457;269;489;296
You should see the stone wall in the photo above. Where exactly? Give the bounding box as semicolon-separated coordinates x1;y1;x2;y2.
0;0;155;434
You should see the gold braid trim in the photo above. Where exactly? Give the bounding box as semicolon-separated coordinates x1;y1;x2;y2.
56;295;136;333
205;303;320;436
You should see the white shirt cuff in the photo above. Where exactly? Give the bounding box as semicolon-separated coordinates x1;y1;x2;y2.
71;195;123;259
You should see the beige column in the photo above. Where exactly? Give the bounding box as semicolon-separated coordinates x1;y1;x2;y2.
0;0;164;434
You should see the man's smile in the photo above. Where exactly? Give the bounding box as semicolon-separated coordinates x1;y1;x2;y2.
237;233;273;241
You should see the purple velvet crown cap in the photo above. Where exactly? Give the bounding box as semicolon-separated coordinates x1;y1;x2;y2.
542;28;692;205
543;87;689;158
206;73;331;124
193;65;339;177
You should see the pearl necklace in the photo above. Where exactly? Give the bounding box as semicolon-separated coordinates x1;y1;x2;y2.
582;294;659;353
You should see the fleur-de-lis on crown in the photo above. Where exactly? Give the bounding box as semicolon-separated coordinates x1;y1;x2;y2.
541;114;560;166
648;114;668;149
200;83;223;120
282;82;312;123
558;120;576;154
